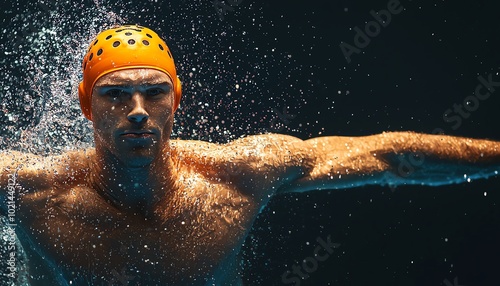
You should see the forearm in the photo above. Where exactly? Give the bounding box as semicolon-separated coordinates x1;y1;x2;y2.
376;132;500;185
282;132;500;192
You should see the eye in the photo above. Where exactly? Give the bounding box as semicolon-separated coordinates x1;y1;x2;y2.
146;88;164;97
105;89;127;100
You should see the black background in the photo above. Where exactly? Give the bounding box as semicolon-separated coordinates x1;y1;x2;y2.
1;0;500;285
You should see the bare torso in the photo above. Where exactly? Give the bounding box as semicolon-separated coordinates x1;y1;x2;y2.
12;136;310;285
19;184;253;285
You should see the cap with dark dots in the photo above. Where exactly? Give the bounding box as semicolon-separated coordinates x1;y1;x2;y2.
78;24;182;121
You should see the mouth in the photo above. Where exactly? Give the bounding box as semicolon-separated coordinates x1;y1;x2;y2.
120;131;155;139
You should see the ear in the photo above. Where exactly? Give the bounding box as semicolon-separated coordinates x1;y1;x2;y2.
173;77;182;112
78;82;93;121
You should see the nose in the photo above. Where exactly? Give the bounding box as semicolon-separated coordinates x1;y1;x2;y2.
127;94;149;124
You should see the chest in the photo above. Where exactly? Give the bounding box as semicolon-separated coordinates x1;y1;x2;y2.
18;183;256;284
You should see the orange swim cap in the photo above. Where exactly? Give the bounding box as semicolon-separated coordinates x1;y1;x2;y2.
78;24;182;121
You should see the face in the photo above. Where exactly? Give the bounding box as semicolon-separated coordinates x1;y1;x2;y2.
91;68;175;168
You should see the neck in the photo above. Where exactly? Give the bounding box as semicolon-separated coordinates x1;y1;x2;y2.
90;144;177;218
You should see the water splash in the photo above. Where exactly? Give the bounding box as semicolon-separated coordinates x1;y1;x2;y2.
0;1;129;155
0;1;306;284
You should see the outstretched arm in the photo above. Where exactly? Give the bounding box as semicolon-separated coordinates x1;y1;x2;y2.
280;131;500;193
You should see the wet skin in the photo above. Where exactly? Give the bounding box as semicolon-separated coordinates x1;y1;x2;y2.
1;69;500;285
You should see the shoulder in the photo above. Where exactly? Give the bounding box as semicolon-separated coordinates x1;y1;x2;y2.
170;134;309;168
169;135;314;194
16;149;95;190
170;133;306;149
226;134;313;170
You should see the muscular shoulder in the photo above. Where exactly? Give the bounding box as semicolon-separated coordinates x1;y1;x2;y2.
171;133;309;161
1;149;94;191
170;134;314;194
226;134;314;172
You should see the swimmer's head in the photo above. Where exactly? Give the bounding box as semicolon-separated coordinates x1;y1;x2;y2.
78;24;182;121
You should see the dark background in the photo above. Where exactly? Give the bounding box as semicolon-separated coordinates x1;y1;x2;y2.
1;0;500;285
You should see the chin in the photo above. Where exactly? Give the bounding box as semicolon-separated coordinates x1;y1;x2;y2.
121;154;156;168
115;144;159;168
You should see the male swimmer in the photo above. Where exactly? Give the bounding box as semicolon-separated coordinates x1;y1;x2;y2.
1;25;500;285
